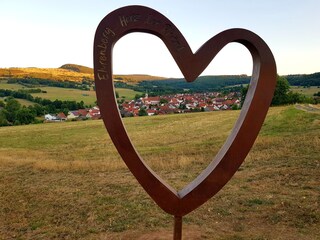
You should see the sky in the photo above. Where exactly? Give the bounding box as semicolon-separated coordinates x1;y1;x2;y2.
0;0;319;78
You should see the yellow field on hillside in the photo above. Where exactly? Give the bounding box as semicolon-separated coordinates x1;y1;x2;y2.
0;66;166;83
113;74;166;83
0;67;93;82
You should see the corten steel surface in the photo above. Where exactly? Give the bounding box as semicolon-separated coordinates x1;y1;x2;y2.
94;5;276;239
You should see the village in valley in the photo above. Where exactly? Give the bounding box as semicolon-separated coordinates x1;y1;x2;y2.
44;91;241;122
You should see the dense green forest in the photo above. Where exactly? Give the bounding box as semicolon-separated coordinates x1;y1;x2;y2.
138;75;251;94
114;75;251;95
285;72;320;86
240;76;317;107
123;72;320;95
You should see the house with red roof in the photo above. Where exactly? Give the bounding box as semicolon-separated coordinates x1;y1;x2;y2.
147;109;157;116
56;112;67;121
143;95;160;105
78;109;88;117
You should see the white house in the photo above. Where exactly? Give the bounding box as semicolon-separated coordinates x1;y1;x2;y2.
44;114;58;121
67;111;80;120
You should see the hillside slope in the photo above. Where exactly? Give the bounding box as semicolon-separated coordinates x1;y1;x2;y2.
0;64;166;83
0;64;319;86
0;106;319;239
0;66;93;82
60;64;93;74
286;72;320;86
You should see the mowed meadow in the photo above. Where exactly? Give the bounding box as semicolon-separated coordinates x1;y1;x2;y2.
0;106;319;239
0;80;142;106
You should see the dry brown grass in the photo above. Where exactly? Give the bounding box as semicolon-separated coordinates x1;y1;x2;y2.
0;67;93;82
0;106;319;239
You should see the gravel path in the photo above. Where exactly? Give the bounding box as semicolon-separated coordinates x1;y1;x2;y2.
295;104;320;113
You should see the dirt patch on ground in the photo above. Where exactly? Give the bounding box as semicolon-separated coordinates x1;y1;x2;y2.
295;104;320;113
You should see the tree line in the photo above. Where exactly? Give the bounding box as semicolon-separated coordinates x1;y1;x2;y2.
7;77;92;91
241;75;318;107
286;72;320;86
139;75;251;94
114;73;320;97
114;79;246;96
0;98;37;126
0;89;86;126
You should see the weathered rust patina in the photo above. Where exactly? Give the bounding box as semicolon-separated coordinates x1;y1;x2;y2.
94;5;276;239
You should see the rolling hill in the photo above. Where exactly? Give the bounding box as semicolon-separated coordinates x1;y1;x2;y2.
60;64;93;74
0;64;319;96
0;106;319;239
0;66;93;82
286;72;320;86
0;64;166;83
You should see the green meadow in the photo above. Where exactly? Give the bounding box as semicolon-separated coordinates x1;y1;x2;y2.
0;81;24;91
0;81;141;106
31;87;140;106
0;97;34;107
0;105;319;239
291;86;320;97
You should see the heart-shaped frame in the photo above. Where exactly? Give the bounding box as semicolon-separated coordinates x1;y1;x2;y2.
94;5;276;217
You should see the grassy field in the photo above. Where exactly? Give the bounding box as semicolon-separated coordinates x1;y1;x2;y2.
115;88;142;100
291;86;320;96
0;106;319;239
31;87;98;106
0;97;34;107
0;81;25;91
0;81;141;106
31;87;140;106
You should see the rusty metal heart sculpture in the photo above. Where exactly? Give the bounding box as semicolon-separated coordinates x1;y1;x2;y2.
94;3;276;226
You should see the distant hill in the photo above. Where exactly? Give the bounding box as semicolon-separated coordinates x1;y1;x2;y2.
60;64;93;74
0;66;93;82
286;72;320;86
113;74;166;82
0;64;318;87
59;64;167;82
136;73;320;94
0;64;166;83
126;72;319;95
137;75;251;94
58;64;167;82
